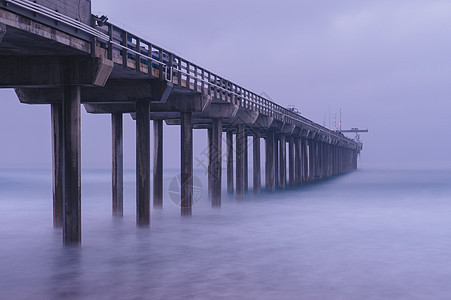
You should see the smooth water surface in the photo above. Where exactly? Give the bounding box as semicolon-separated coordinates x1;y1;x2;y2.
1;168;451;299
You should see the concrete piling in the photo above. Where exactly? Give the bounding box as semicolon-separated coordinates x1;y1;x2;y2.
112;112;123;216
181;112;193;215
279;135;286;189
227;130;234;194
153;119;163;208
136;101;151;226
253;130;261;194
51;103;63;228
236;124;245;199
211;118;222;207
62;86;81;246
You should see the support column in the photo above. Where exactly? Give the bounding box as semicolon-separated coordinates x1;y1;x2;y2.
208;128;213;198
112;113;123;216
309;140;314;182
211;118;222;207
136;101;150;226
153;119;163;208
289;137;295;186
253;130;261;194
266;131;275;192
303;139;308;184
244;134;248;192
181;112;193;215
274;137;279;187
51;103;63;227
294;138;301;185
62;86;81;246
279;135;286;189
226;130;234;194
236;124;245;199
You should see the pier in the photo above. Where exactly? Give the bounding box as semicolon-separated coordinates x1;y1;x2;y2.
0;0;362;245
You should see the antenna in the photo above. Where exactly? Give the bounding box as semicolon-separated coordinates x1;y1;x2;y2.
339;109;342;131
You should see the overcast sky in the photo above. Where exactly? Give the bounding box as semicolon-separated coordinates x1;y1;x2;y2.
1;0;450;170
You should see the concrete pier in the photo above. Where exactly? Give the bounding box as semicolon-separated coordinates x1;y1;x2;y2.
211;118;222;207
0;3;364;246
236;124;245;199
227;130;234;194
51;103;63;228
181;112;193;215
279;135;286;189
112;113;123;216
253;130;261;194
153;120;163;208
136;101;150;226
62;86;81;246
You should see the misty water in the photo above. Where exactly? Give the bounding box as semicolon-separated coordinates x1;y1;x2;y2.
1;167;451;299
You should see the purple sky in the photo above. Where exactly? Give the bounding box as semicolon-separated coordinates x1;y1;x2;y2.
1;0;450;169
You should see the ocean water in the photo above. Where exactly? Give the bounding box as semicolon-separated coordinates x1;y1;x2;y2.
1;167;451;299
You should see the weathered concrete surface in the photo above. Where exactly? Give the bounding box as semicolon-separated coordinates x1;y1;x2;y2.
181;112;193;215
51;103;63;228
280;124;295;135
136;101;150;226
153;120;163;208
34;0;91;24
236;124;245;199
252;115;274;128
84;103;136;114
0;9;91;55
151;93;211;112
253;131;261;194
211;119;222;207
265;131;275;192
62;86;81;246
0;23;5;44
112;113;123;217
279;135;286;189
227;130;234;194
1;56;113;88
226;109;259;125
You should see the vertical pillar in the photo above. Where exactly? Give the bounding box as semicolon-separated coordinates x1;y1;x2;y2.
227;130;234;193
253;130;261;194
303;139;308;184
181;112;193;215
112;113;123;216
153;119;163;208
266;131;275;192
244;134;248;192
274;137;279;187
289;137;295;186
136;101;150;226
309;140;314;182
236;124;245;199
51;103;63;227
207;128;213;198
211;119;222;207
294;138;301;185
62;86;81;246
279;135;286;189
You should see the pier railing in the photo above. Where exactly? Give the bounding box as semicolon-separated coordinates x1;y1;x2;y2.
3;0;358;149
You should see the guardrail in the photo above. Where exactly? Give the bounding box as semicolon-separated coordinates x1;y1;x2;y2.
2;0;359;149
